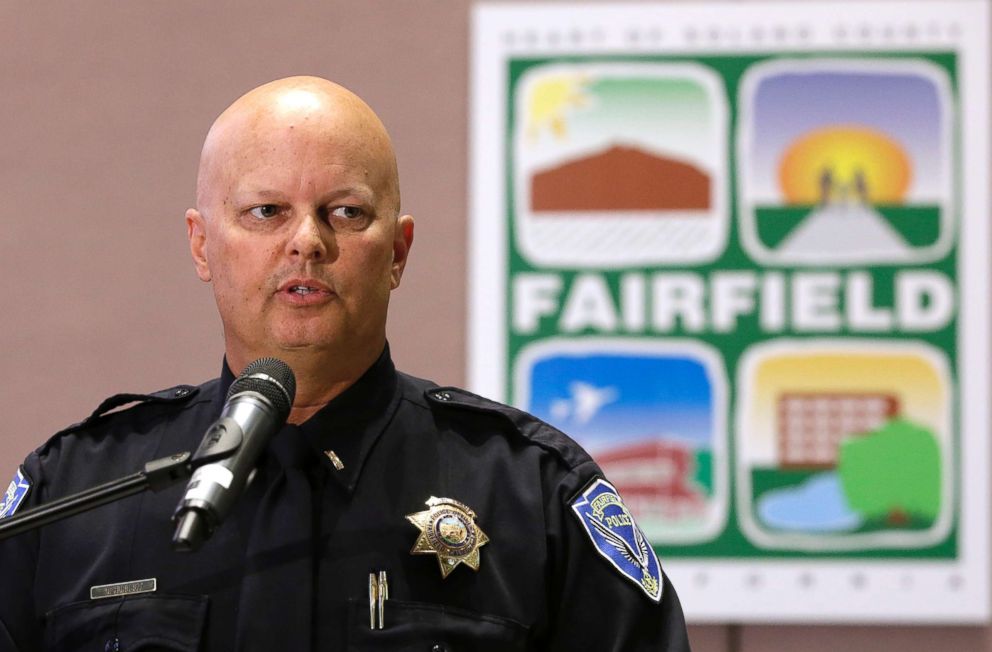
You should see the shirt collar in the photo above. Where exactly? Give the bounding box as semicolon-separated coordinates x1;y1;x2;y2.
218;358;236;404
218;344;401;494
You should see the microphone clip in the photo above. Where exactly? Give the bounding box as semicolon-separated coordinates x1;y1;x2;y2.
190;417;245;466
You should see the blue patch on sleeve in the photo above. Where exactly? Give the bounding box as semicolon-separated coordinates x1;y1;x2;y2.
571;478;663;602
0;468;31;519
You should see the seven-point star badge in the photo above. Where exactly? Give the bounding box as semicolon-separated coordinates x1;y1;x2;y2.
406;496;489;578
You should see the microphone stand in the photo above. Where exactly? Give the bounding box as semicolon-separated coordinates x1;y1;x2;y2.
0;412;248;542
0;452;193;541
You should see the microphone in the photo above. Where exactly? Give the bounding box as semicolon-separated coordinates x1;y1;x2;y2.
172;357;296;552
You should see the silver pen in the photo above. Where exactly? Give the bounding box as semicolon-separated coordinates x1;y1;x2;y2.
377;570;388;629
368;572;378;630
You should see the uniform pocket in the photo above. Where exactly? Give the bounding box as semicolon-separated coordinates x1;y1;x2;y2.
347;598;529;652
44;594;207;652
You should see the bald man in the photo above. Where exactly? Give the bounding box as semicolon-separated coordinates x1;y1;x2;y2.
0;78;690;651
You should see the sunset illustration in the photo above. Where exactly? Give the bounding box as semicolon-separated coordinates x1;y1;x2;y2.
739;61;951;265
778;125;913;205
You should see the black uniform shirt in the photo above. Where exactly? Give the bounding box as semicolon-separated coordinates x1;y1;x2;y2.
0;347;691;651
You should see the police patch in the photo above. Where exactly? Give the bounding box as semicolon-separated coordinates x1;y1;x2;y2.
571;478;662;602
0;468;30;519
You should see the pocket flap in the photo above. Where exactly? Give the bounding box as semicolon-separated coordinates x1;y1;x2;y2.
347;598;529;651
46;594;207;651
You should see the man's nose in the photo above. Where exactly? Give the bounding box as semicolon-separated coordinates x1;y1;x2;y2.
286;212;332;260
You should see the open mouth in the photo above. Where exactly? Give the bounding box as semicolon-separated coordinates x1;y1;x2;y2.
278;278;332;301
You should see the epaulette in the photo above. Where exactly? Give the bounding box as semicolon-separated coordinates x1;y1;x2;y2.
56;384;201;436
424;386;511;413
424;386;591;470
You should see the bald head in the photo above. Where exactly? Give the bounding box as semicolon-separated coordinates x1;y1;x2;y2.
195;76;400;216
185;76;415;400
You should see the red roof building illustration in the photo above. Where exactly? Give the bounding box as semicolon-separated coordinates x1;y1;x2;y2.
530;145;711;211
593;439;705;519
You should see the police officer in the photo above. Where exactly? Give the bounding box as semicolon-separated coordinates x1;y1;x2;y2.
0;77;691;651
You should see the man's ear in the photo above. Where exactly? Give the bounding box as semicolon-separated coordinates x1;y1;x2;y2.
186;208;212;282
390;214;415;289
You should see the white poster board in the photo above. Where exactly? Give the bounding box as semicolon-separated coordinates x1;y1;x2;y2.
470;1;990;623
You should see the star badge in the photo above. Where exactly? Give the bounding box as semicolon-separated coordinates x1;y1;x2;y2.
406;496;489;578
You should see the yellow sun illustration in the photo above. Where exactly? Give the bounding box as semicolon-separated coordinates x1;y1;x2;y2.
526;75;590;141
778;126;912;205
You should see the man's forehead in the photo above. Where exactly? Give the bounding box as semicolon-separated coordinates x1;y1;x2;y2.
213;101;380;160
218;119;375;165
196;77;399;210
219;130;384;190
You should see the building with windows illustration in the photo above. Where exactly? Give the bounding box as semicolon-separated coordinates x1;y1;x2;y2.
777;392;899;469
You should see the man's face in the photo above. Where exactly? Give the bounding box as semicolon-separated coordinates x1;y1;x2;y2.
187;99;413;371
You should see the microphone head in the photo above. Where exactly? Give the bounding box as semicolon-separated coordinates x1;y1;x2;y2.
227;358;297;419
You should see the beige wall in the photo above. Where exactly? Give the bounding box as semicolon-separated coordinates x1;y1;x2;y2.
0;1;987;649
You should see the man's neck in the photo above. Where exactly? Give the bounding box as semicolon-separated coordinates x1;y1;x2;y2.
285;361;369;424
226;339;385;425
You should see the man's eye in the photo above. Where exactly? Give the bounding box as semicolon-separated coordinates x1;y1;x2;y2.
248;205;279;220
331;206;363;220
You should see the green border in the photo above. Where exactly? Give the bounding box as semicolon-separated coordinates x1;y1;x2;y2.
502;52;960;559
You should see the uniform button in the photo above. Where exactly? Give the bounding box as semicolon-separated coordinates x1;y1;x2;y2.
431;645;446;652
174;387;189;397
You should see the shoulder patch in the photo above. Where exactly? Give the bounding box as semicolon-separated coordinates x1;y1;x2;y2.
0;467;31;519
571;478;663;603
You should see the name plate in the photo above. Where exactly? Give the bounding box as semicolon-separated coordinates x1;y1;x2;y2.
90;578;157;600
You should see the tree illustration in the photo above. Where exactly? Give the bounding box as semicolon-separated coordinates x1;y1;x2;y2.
837;419;941;526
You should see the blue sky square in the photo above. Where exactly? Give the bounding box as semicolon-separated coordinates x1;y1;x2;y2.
526;352;715;452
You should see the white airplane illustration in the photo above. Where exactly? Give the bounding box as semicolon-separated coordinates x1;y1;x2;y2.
550;381;619;425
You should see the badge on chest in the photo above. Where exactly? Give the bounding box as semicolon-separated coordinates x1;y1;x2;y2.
406;496;489;578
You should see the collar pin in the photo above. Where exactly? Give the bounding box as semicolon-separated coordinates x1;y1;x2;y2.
323;450;344;470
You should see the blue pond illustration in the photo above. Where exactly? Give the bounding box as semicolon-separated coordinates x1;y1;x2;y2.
756;472;864;533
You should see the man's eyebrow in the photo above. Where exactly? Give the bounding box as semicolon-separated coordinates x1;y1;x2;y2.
231;186;378;203
325;185;376;204
234;189;284;201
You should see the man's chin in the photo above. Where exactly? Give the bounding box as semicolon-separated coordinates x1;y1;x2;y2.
272;339;334;353
268;330;358;355
249;322;382;359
